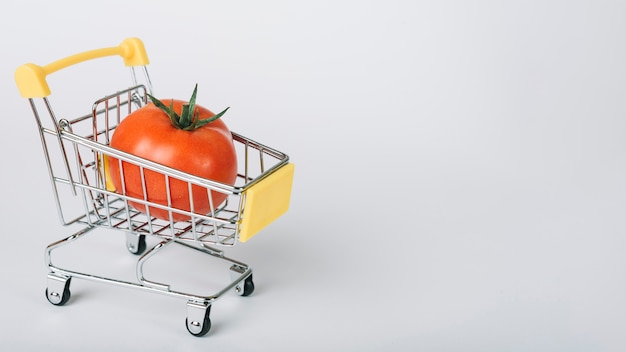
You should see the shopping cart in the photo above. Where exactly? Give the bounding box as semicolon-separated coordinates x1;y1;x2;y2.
15;38;294;336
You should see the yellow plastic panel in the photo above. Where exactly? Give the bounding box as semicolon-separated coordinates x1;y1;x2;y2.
239;163;295;242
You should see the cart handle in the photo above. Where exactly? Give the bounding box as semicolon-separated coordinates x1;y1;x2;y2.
15;37;150;98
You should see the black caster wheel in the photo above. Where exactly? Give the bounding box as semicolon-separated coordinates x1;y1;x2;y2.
186;304;211;337
45;277;71;306
230;265;255;297
126;233;146;255
237;275;255;297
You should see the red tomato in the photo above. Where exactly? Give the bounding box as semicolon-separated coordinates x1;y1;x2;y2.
107;90;237;222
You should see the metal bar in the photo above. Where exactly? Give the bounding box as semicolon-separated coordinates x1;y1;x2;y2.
43;98;77;196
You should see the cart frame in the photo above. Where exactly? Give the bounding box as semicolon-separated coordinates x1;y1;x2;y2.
15;38;294;337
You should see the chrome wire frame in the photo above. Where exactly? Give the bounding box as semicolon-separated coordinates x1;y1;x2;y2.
29;66;288;313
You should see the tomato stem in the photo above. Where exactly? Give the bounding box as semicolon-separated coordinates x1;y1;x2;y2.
146;84;229;131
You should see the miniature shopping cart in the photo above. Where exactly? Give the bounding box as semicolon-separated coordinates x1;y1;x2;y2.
15;38;294;336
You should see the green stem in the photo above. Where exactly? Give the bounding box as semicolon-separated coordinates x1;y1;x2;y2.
146;84;229;130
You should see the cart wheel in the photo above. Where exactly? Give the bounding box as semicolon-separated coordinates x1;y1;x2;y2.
186;304;211;337
237;275;255;297
126;233;146;255
45;277;72;306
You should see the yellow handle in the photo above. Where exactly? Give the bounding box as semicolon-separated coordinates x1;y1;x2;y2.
15;37;149;98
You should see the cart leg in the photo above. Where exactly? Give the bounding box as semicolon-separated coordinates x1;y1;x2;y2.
186;301;212;337
230;265;255;297
46;273;72;306
125;232;146;255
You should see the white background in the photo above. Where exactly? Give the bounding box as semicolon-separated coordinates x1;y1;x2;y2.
1;1;626;351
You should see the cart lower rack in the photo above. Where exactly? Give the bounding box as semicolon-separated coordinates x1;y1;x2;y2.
15;38;294;336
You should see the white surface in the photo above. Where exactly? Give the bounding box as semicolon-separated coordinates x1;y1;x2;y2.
2;1;626;351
